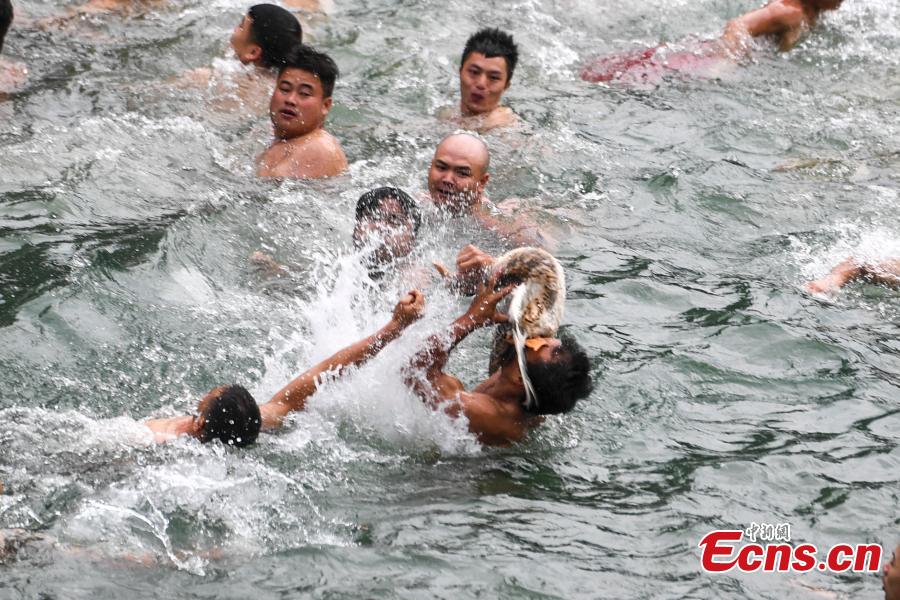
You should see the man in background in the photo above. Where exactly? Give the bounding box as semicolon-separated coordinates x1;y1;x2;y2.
257;44;347;178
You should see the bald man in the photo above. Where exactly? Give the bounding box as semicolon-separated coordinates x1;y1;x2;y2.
426;133;549;248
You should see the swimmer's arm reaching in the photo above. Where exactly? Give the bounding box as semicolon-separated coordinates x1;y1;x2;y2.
434;244;496;295
805;257;900;294
259;290;425;430
405;280;528;445
721;2;807;53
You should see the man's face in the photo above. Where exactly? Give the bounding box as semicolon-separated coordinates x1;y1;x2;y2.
427;139;489;212
525;338;562;365
353;198;416;270
269;68;332;140
230;15;259;65
459;52;510;116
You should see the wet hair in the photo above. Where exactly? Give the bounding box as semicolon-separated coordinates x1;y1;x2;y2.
521;333;593;416
461;28;519;84
355;187;421;234
0;0;12;55
198;384;261;448
247;4;303;69
279;44;339;98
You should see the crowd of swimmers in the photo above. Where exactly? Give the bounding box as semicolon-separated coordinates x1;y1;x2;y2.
2;0;899;588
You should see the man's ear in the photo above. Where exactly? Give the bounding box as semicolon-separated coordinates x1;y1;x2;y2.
246;45;263;64
190;414;205;440
321;96;333;117
479;172;490;190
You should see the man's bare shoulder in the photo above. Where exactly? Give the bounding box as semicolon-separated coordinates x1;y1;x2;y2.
257;129;348;179
457;391;529;446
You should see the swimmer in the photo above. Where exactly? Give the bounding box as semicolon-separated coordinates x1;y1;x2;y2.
251;187;425;283
0;0;26;94
427;132;550;247
406;275;592;446
442;28;519;132
886;545;900;600
178;3;303;106
144;290;424;442
352;187;424;281
721;0;844;55
257;44;347;179
582;0;843;84
805;257;900;295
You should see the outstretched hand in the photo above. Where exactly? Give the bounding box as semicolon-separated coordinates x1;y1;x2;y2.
464;274;515;328
433;245;496;294
392;289;425;327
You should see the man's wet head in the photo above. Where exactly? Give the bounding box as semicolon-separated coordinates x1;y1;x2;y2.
353;187;421;276
270;45;338;140
192;384;261;447
231;4;303;69
497;333;593;415
428;133;490;214
459;28;518;117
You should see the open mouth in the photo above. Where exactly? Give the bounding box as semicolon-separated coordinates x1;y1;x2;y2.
278;108;298;119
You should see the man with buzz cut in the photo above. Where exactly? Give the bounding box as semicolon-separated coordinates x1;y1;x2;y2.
426;132;551;248
258;44;348;179
448;28;519;132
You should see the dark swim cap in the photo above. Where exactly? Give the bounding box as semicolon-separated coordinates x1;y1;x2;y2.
247;4;303;69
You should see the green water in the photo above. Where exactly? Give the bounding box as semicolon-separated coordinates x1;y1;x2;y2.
1;0;898;598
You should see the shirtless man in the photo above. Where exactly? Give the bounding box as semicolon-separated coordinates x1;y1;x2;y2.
427;132;549;247
145;290;424;443
721;0;844;54
257;44;347;179
406;275;592;446
445;28;518;132
0;0;26;94
352;187;422;280
805;257;900;295
179;4;302;95
582;0;843;83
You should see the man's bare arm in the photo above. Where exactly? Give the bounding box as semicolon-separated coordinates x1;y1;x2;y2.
721;3;806;53
259;290;424;430
406;278;512;401
806;257;900;294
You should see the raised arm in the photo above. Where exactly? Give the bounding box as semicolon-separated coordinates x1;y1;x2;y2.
260;290;425;429
406;278;512;403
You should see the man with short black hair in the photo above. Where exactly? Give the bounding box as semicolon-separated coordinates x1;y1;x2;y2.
449;28;519;131
145;290;425;443
0;0;26;94
258;44;347;178
405;275;592;446
145;384;262;447
353;187;422;279
232;4;303;70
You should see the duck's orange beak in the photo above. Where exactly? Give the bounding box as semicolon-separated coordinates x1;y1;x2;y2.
524;337;553;351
